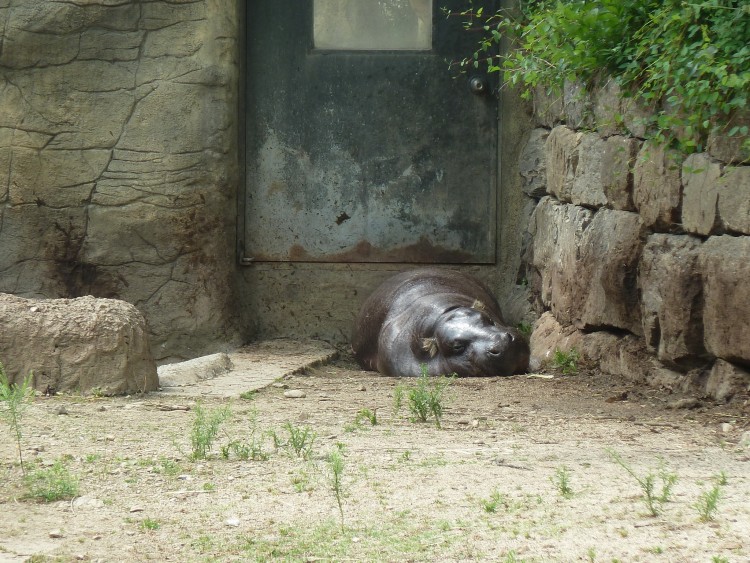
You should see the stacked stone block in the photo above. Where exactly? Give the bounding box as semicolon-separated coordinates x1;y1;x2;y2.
523;83;750;401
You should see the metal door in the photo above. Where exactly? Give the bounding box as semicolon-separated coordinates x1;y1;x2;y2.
242;0;498;263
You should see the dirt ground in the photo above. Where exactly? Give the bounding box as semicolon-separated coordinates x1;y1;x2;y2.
1;356;749;563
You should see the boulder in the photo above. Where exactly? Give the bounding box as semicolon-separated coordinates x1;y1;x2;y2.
682;153;723;236
707;111;750;164
562;80;594;130
699;236;750;366
518;128;550;199
573;208;646;334
601;136;639;211
704;359;750;402
529;311;584;365
545;125;582;203
570;133;607;208
528;197;593;318
717;166;750;235
633;141;683;229
639;234;706;367
0;294;158;395
529;200;645;334
592;78;626;137
532;84;564;128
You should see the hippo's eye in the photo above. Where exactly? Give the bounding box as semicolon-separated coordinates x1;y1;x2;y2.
450;341;467;353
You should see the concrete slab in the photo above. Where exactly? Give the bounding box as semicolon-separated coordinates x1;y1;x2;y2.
157;339;339;398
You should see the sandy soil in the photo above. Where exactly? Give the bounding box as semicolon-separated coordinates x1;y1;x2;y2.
1;357;749;562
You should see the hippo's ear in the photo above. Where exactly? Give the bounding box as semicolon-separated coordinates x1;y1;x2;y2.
471;299;486;312
421;337;438;358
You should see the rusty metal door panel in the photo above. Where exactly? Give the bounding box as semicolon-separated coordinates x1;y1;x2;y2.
242;1;498;263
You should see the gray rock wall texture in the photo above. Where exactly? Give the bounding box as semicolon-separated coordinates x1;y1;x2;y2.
0;1;242;362
523;83;750;402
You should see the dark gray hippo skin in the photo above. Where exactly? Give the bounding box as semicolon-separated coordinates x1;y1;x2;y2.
352;268;530;377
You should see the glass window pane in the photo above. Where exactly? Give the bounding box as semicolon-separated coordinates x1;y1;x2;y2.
314;0;432;51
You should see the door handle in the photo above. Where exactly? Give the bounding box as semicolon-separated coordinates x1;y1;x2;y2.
469;76;489;96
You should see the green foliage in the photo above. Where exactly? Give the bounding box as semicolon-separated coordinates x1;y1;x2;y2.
517;321;533;338
481;489;505;513
393;365;454;428
0;361;35;475
345;408;379;433
239;390;258;401
355;408;378;426
220;409;270;461
451;0;750;155
274;422;317;460
190;402;232;461
141;518;161;531
552;348;580;375
25;460;79;502
695;472;726;521
552;465;575;498
221;438;270;461
328;446;346;527
607;450;678;516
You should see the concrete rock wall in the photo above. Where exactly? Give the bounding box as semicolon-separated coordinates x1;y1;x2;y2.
523;81;750;402
0;1;242;362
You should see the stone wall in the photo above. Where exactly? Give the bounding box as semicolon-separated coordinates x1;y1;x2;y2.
0;1;243;362
521;80;750;401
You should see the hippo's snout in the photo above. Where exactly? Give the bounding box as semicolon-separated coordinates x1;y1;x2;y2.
487;331;516;356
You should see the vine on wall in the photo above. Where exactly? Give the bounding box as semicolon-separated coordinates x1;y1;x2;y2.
449;0;750;156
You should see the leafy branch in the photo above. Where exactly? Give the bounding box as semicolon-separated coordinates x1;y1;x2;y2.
448;0;750;156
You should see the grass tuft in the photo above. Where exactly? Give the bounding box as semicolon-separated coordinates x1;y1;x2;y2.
393;365;453;428
25;460;79;502
0;361;35;475
190;402;231;461
607;449;677;516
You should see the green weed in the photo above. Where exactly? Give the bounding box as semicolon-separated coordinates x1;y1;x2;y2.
0;362;35;475
273;422;316;460
481;490;504;513
157;457;182;476
607;450;677;516
24;460;79;502
328;446;346;527
517;321;533;338
695;473;726;522
449;1;750;156
141;518;161;531
222;438;267;461
219;408;270;461
552;466;575;499
393;365;453;428
552;348;580;375
291;465;315;493
355;408;377;426
344;408;378;433
190;402;231;460
503;551;526;563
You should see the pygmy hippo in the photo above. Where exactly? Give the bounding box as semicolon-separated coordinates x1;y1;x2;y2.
351;268;530;377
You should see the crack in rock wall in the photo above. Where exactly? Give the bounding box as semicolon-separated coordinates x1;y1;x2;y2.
0;0;242;362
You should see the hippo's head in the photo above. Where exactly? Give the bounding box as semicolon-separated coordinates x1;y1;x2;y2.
421;305;530;377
